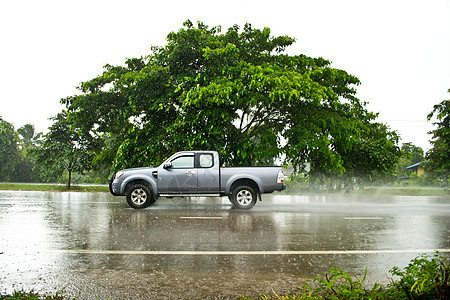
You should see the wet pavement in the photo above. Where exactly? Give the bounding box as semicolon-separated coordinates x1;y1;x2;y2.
0;190;449;299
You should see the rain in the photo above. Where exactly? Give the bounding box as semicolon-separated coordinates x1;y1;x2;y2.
1;190;449;299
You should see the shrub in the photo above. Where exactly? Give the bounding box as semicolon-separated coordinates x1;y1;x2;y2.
389;252;449;299
242;252;449;299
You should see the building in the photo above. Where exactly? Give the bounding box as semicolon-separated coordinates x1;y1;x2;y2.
405;161;426;177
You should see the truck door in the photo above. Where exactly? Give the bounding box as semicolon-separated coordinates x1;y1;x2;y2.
196;152;220;193
158;153;198;193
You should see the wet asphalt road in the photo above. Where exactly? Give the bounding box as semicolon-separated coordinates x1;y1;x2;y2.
0;190;449;299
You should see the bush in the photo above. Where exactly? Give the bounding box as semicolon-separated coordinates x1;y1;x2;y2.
242;252;449;299
389;252;449;299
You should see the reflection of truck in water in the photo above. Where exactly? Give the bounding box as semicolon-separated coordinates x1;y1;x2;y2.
109;151;286;210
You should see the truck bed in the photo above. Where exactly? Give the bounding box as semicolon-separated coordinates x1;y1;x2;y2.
220;166;283;194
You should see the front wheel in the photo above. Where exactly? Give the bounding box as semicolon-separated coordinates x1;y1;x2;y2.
229;185;257;210
126;184;155;209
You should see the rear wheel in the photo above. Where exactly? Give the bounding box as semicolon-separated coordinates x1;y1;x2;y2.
126;184;154;209
229;185;257;210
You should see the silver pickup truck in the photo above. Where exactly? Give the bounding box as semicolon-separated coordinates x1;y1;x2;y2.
109;151;285;209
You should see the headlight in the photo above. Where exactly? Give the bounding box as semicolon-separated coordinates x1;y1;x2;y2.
115;171;124;179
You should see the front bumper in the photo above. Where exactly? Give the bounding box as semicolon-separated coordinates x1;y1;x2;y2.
108;172;120;196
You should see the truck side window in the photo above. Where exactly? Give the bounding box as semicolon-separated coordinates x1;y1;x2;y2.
199;154;213;168
171;156;194;169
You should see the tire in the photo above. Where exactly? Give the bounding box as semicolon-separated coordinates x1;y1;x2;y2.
126;184;155;209
229;185;257;210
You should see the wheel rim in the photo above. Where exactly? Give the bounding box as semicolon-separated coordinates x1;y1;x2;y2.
236;190;252;206
131;188;147;205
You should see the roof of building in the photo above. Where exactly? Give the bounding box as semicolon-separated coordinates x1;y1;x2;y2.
404;161;429;169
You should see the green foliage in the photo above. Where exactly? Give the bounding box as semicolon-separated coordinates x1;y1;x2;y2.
242;252;449;300
402;142;425;165
34;112;97;189
390;252;449;299
426;91;450;185
0;289;66;300
61;20;400;182
0;117;20;181
17;124;43;149
0;118;45;183
15;124;44;182
310;266;385;299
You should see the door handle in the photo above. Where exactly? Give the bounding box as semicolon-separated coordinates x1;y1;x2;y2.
185;170;193;176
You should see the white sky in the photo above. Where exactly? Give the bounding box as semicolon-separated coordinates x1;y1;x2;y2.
1;0;449;151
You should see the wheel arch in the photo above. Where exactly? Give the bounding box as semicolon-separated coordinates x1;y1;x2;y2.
124;178;157;200
228;178;261;196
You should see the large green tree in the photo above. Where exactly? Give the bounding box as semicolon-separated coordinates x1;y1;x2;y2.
426;91;450;185
62;21;400;182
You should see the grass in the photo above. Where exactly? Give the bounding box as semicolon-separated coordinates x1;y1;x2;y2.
0;183;109;193
284;186;449;196
353;186;449;196
0;289;66;299
1;182;448;196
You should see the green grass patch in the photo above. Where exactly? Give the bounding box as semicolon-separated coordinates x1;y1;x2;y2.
357;186;449;196
0;183;109;193
284;186;449;196
0;289;66;300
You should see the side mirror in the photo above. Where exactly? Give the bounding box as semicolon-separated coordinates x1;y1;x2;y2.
163;162;172;170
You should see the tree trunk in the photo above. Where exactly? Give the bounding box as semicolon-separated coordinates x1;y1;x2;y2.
68;168;72;190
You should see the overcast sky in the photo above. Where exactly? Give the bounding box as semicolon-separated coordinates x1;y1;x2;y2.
1;0;449;151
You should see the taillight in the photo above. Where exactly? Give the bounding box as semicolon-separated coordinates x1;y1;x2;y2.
277;170;284;183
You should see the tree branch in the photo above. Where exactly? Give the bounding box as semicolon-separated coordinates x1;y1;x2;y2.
239;105;249;130
61;159;69;170
242;106;265;133
247;112;279;139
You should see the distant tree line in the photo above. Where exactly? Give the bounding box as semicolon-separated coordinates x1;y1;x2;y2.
0;22;448;188
0;117;103;186
0;119;42;182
